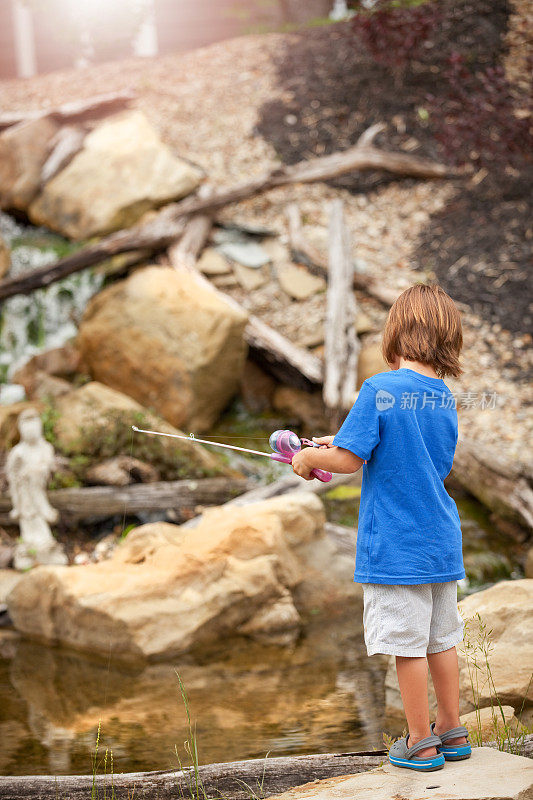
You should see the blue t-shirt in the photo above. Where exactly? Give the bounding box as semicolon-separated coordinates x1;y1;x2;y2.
332;367;465;585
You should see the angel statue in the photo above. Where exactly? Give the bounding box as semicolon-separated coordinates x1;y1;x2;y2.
6;408;67;570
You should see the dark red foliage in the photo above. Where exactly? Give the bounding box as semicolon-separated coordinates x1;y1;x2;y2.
425;52;532;168
351;1;442;70
351;2;532;168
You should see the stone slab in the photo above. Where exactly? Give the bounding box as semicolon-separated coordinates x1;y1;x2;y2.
267;746;533;800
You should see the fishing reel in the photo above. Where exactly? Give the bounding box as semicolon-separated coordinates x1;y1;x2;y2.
269;429;318;457
269;429;332;482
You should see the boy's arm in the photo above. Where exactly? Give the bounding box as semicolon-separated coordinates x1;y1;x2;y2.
301;444;364;475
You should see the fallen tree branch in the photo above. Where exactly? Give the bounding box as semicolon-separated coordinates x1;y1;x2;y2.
167;183;216;269
0;476;253;526
323;199;359;421
0;91;135;132
0;128;459;301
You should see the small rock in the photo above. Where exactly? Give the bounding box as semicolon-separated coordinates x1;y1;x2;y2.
92;534;119;562
355;312;374;335
297;325;325;349
197;248;232;275
11;369;71;402
277;263;326;300
86;456;160;486
232;262;269;291
216;240;271;268
272;386;328;433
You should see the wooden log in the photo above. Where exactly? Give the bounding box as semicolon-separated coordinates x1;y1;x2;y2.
0;477;253;525
0;126;459;301
246;314;323;389
0;91;135;132
2;735;531;800
40;125;86;187
452;438;533;534
323;199;359;424
167;183;216;269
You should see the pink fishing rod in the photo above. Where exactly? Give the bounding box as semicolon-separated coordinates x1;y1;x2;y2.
131;426;332;482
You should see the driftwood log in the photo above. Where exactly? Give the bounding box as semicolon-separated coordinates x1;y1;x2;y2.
245;315;323;389
0;90;135;132
0;126;459;302
323;199;359;425
0;477;253;526
453;439;533;534
2;736;531;800
167;183;216;269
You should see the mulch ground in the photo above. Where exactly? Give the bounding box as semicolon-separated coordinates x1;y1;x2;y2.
255;0;532;335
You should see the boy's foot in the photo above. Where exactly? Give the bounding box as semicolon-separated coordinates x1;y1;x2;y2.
407;734;438;758
433;723;467;746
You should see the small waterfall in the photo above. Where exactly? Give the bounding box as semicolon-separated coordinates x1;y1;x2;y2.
0;212;104;402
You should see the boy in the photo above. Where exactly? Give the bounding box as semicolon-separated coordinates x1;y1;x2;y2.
291;283;471;772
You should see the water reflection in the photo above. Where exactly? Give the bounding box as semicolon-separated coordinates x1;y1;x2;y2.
0;611;389;777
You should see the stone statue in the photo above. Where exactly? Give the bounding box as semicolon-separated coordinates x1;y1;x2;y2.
6;408;67;570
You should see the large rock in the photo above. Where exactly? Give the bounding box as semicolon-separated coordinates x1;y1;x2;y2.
29;111;203;239
0;117;59;210
267;747;533;800
51;381;225;478
460;705;527;744
357;341;390;389
385;579;533;719
76;266;249;432
6;492;357;660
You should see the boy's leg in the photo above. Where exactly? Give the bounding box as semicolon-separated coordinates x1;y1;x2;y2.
395;655;437;757
427;646;467;745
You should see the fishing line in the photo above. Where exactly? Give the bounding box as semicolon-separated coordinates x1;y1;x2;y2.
131;425;333;482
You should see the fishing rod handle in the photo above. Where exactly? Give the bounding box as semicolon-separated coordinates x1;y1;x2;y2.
270;453;333;483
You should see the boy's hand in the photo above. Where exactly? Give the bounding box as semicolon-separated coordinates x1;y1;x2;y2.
291;448;315;480
312;435;335;448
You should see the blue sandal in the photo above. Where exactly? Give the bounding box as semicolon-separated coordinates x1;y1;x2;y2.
430;722;472;760
388;733;445;771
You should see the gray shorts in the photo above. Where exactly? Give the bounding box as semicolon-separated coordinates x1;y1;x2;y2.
361;580;465;657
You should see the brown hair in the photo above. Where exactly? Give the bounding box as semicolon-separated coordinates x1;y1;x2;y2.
381;283;463;378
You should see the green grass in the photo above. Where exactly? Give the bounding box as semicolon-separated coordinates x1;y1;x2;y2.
459;612;533;753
